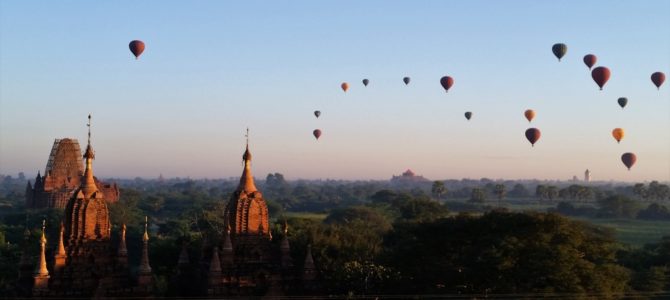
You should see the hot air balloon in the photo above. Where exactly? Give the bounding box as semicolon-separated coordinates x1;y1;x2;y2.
552;43;567;61
341;82;349;93
583;54;597;70
403;77;411;85
621;152;636;170
440;76;454;93
362;79;369;87
524;109;536;123
591;66;611;90
464;112;472;120
129;40;145;59
314;111;321;118
651;72;665;90
525;128;541;147
313;129;322;140
612;128;624;143
617;97;627;109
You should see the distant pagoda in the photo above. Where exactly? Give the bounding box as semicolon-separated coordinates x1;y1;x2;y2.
25;137;119;209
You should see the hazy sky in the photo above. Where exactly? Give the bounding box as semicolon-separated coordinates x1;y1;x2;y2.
1;0;669;181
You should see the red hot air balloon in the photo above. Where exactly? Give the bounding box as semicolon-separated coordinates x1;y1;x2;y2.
341;82;349;93
651;72;665;90
313;129;322;140
583;54;597;70
621;152;637;170
440;76;454;93
591;66;611;90
525;128;541;147
129;40;145;59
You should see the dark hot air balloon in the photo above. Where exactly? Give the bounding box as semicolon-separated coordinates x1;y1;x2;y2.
524;109;535;123
403;77;411;85
341;82;349;93
651;72;665;90
440;76;454;93
129;40;145;59
464;112;472;120
314;111;321;118
621;152;636;170
591;66;611;90
362;79;369;87
525;128;541;147
583;54;597;70
552;43;567;61
612;128;624;143
617;97;627;109
313;129;322;140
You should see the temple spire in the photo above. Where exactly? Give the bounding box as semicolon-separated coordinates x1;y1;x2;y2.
302;244;316;281
54;222;66;270
237;128;257;192
34;220;49;276
81;114;98;197
280;221;292;268
221;224;234;265
117;224;128;265
138;217;152;286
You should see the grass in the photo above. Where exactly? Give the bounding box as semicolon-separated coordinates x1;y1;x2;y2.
282;211;328;221
571;217;670;247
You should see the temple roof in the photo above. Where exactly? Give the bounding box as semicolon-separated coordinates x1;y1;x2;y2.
237;144;257;192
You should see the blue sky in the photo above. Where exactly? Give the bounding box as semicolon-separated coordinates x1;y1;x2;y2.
1;0;669;181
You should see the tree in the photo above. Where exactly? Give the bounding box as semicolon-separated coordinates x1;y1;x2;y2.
597;195;640;218
546;186;559;202
469;188;486;204
494;184;506;206
431;181;447;200
633;183;648;201
383;212;631;296
535;185;547;201
509;184;529;198
637;203;670;220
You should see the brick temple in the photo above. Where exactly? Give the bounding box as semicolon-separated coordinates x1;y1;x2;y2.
171;139;318;297
18;116;152;297
25;138;119;209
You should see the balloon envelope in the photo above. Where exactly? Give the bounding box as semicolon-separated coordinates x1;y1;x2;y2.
591;66;611;90
552;43;567;61
403;77;411;85
314;111;321;118
617;97;627;109
621;152;636;170
440;76;454;92
362;79;369;86
464;112;472;120
313;129;322;140
524;109;536;122
583;54;597;70
612;128;624;143
341;82;349;92
129;40;145;59
651;72;665;90
525;128;541;147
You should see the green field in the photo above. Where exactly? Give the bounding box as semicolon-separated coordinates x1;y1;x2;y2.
572;217;670;247
282;211;328;220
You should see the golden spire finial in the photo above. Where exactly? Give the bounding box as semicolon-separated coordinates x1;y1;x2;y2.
81;114;98;196
87;113;91;146
143;216;149;242
283;220;288;235
238;128;257;192
40;219;46;243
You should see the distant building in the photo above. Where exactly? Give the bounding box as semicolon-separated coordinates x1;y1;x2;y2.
572;175;579;182
584;169;591;182
391;169;429;185
25;138;119;209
